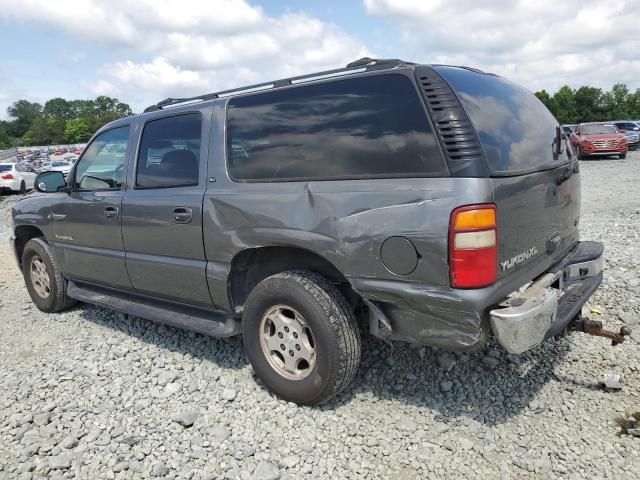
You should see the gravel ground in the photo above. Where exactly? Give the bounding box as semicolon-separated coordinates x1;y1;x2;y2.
0;155;639;480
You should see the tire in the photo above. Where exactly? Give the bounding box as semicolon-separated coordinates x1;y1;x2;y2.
242;270;361;405
19;181;26;194
576;147;584;160
22;237;77;313
619;153;626;159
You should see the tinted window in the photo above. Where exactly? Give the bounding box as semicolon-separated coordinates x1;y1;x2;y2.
0;165;10;172
136;114;201;188
435;66;568;176
226;74;444;181
75;126;129;190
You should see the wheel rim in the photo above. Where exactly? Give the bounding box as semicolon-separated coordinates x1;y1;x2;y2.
259;305;316;380
30;255;51;298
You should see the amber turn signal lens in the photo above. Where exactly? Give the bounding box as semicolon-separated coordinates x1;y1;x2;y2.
453;208;496;230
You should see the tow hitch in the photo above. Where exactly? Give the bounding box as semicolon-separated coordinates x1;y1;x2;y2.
569;315;632;346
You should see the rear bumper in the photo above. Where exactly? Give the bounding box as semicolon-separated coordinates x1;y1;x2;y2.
489;241;603;353
0;179;20;191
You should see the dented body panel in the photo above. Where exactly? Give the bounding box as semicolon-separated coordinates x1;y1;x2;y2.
11;61;604;354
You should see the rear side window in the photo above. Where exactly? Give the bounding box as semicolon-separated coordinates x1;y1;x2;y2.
136;113;201;188
226;74;445;181
435;66;568;176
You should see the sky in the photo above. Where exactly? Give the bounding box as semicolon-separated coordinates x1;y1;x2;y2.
0;0;639;118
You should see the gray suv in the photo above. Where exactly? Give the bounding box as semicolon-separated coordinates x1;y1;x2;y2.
10;58;620;405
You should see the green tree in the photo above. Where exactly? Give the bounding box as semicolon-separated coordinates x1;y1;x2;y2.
7;100;42;138
552;86;577;124
64;118;91;143
0;121;13;149
535;90;557;117
43;97;73;119
573;86;603;123
22;116;65;145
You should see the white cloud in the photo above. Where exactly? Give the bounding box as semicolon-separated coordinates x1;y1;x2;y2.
0;0;370;112
364;0;640;93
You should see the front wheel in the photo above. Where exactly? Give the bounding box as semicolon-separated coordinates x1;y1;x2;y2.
22;237;77;312
242;271;361;405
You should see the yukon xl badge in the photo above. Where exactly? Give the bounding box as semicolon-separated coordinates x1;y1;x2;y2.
501;247;538;271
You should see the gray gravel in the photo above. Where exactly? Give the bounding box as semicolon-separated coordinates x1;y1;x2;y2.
1;155;639;479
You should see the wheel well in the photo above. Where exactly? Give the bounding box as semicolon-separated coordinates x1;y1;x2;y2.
228;246;359;312
14;226;44;267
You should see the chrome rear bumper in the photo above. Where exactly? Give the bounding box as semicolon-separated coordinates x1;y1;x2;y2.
490;242;604;354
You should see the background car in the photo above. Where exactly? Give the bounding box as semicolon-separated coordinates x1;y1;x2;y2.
47;160;73;178
612;120;640;150
0;162;36;194
570;122;628;159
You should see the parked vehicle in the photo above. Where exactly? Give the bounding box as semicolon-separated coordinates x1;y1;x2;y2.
0;162;36;194
611;121;640;150
570;123;628;159
11;58;624;405
47;161;73;178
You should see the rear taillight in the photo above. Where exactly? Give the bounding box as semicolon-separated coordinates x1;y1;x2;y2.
1;174;14;180
449;204;497;288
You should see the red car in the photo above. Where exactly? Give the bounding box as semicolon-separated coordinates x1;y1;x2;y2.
570;122;628;159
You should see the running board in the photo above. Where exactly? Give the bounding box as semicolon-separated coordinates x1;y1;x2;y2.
67;281;240;337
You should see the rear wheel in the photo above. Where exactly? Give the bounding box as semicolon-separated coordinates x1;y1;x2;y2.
22;237;77;312
19;181;26;194
242;270;361;405
619;153;627;159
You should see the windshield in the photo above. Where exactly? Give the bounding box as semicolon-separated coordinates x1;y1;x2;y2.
582;124;617;134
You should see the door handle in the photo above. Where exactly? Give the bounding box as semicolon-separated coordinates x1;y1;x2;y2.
172;207;192;223
104;206;119;219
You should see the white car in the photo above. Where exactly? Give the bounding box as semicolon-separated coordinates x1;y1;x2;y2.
47;161;73;178
0;162;36;194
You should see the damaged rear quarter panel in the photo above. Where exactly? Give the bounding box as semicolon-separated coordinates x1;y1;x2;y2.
203;100;494;350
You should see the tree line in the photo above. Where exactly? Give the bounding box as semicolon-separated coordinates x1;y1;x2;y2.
0;96;132;149
535;84;640;125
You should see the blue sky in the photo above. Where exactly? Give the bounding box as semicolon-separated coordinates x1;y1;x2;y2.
1;0;638;118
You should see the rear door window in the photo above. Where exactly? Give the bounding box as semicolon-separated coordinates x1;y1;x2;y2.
226;74;445;181
435;66;568;176
136;113;202;188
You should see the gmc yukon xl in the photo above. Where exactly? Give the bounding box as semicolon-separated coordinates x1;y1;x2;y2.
11;58;628;405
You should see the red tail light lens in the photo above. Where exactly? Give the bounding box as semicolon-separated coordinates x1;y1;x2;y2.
449;204;497;288
1;174;14;180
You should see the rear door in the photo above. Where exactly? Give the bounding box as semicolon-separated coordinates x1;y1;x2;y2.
435;66;580;281
121;110;213;308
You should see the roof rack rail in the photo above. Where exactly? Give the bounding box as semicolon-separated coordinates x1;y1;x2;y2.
143;57;414;113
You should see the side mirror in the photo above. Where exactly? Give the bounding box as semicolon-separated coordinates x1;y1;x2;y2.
35;171;67;193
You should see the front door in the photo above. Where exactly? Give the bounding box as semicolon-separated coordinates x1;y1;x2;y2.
52;125;133;290
122;111;213;308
